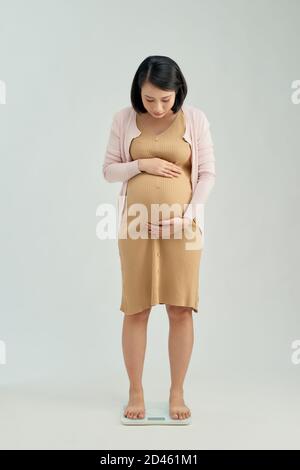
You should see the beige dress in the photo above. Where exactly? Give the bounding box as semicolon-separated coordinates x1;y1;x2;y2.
118;109;202;315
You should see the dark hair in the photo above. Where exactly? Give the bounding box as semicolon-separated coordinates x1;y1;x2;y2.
130;55;188;114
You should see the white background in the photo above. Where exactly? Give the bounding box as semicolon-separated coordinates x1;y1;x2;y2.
0;0;300;449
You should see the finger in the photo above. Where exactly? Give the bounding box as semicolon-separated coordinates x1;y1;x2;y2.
168;168;182;176
161;169;174;178
148;221;161;227
166;163;182;174
171;165;182;174
164;165;181;175
160;219;172;225
160;218;180;226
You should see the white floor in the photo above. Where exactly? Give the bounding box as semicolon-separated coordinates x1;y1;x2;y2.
1;374;299;450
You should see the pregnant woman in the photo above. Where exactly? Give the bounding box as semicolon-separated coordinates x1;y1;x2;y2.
103;56;216;421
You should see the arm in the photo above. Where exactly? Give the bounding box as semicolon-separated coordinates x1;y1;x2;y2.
102;111;142;183
183;111;216;234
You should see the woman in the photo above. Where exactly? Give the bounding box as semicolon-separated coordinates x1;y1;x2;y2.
103;56;216;421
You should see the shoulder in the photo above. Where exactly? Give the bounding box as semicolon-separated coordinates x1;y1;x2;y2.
184;104;211;135
184;104;209;121
112;106;132;125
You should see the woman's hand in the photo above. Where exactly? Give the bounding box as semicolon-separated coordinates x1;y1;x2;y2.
138;158;182;178
147;216;194;238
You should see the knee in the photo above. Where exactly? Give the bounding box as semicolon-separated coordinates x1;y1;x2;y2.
166;304;193;321
129;307;151;320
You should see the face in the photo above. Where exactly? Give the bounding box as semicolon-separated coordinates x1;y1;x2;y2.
140;81;176;118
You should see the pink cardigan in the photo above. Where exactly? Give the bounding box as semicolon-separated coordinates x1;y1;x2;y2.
102;103;216;236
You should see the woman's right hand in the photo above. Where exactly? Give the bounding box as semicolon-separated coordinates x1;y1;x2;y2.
138;158;182;178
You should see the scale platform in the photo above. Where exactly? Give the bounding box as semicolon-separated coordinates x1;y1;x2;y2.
121;401;191;425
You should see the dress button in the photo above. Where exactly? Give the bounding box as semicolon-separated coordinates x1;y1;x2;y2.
154;137;159;141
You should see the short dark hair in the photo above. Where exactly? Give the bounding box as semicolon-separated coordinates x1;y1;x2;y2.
130;55;188;114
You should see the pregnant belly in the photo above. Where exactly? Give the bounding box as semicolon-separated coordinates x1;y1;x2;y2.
126;172;192;222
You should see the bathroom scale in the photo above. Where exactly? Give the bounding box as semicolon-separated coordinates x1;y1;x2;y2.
121;401;191;425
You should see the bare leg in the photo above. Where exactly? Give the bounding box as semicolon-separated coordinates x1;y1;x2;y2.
122;307;151;419
166;305;193;419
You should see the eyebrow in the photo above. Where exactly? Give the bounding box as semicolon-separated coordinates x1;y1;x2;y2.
144;94;172;99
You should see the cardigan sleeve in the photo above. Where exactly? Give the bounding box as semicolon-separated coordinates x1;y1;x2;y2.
183;110;216;234
102;111;142;183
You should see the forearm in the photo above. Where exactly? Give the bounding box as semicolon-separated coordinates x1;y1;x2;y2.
103;111;143;183
103;159;142;183
183;173;216;232
183;110;216;234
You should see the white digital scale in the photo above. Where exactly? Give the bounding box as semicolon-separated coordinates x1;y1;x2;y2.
121;401;191;425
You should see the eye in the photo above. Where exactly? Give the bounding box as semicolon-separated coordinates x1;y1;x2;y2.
145;99;170;103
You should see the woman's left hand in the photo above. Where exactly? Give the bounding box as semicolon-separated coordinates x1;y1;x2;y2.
147;217;191;238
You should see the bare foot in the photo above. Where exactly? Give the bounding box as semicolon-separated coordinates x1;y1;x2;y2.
169;388;191;420
124;388;145;419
